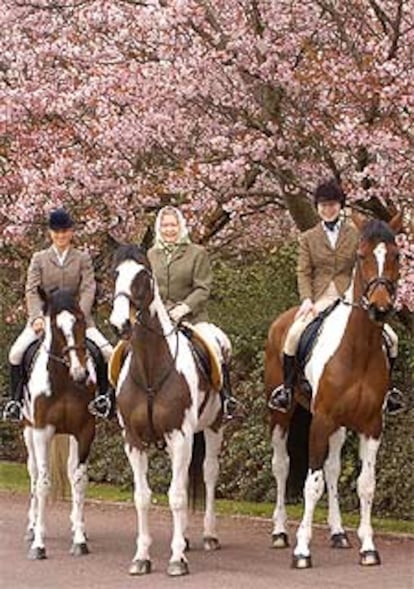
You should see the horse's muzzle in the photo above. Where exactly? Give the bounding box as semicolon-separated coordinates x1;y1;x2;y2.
112;319;131;340
368;303;393;324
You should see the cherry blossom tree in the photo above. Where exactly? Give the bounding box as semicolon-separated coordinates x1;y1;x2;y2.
1;0;413;314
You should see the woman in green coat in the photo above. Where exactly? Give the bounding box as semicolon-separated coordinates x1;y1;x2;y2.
148;206;211;324
148;206;237;419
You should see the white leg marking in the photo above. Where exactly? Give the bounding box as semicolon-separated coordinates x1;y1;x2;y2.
294;469;325;557
23;426;38;534
324;428;346;535
357;436;381;554
167;427;193;563
67;436;88;546
203;428;223;539
31;425;55;550
271;425;290;536
126;445;152;562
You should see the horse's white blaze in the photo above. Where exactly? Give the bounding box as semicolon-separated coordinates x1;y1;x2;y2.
271;425;289;536
56;310;86;381
110;260;143;329
374;242;387;275
304;302;352;400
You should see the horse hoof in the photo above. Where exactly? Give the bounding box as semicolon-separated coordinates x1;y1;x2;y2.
70;542;89;556
28;546;47;560
167;559;189;577
271;532;289;549
185;537;190;552
331;532;351;549
360;550;381;566
203;536;221;551
24;528;35;543
291;554;312;569
129;559;152;575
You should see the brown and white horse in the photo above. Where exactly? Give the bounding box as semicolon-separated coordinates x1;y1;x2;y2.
265;213;402;568
22;288;96;559
109;244;231;576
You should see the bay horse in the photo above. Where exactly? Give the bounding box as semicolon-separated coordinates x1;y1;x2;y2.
265;213;402;568
109;244;231;577
22;288;96;559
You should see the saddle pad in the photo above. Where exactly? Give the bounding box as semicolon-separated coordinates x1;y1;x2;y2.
108;340;129;388
296;299;340;370
182;323;223;391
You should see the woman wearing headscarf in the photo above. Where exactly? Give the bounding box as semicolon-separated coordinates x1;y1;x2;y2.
148;206;237;419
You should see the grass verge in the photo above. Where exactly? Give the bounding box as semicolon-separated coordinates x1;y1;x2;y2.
1;461;412;536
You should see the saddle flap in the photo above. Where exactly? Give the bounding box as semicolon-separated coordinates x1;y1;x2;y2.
109;340;129;388
181;323;223;391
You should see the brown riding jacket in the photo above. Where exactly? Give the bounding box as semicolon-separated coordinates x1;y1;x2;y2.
297;221;359;302
25;246;97;326
148;243;212;323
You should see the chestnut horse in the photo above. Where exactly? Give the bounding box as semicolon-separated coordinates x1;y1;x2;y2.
109;245;231;577
22;288;96;559
265;213;402;568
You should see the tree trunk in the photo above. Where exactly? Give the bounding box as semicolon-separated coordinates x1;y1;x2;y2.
283;193;318;232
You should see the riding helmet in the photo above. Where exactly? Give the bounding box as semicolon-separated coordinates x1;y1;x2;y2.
48;208;74;230
314;179;346;208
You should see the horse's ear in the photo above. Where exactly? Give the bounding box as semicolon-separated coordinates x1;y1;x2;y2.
140;226;154;253
351;210;368;232
388;210;403;233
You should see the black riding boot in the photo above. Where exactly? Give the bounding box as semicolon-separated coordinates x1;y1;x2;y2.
86;340;115;419
220;362;238;421
268;354;296;413
384;358;405;415
3;363;24;422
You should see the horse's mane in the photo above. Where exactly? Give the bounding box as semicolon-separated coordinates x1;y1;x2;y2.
48;288;80;316
360;219;396;244
113;244;148;269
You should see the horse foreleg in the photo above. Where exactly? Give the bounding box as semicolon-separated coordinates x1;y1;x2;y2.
357;435;381;566
67;435;89;556
166;428;193;576
202;427;223;551
271;424;290;548
28;425;55;559
23;426;38;542
293;415;331;569
324;427;351;548
125;446;152;576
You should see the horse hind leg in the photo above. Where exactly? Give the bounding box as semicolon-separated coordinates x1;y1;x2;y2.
357;435;381;566
23;426;38;542
28;425;55;560
126;446;152;576
271;424;290;549
324;427;351;549
202;428;223;551
67;435;89;556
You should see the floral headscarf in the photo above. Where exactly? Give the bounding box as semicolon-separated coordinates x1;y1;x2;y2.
153;206;191;256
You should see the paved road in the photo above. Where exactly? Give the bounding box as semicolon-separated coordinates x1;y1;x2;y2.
0;491;413;589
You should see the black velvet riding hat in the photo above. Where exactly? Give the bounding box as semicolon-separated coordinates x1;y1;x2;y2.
314;179;346;208
48;208;74;230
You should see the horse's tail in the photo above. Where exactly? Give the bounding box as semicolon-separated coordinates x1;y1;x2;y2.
188;432;206;510
287;404;311;501
49;434;70;501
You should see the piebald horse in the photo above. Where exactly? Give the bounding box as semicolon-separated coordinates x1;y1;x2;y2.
265;213;402;568
110;244;231;576
22;288;96;559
